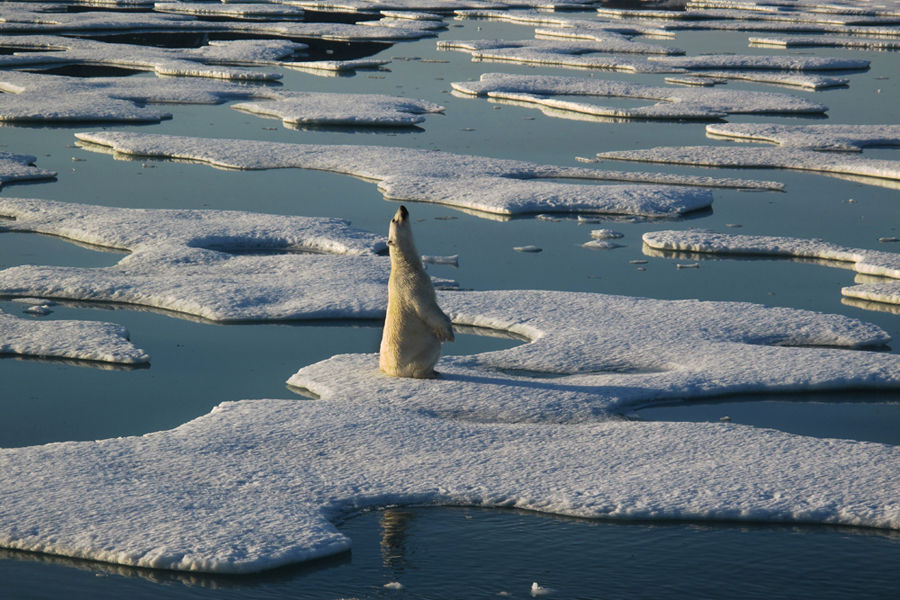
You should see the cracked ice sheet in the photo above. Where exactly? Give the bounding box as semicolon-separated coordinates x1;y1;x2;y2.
643;230;900;306
0;152;56;187
0;308;149;364
74;131;720;217
451;73;827;120
2;290;900;573
0;198;393;322
232;93;444;127
705;123;900;151
597;146;900;186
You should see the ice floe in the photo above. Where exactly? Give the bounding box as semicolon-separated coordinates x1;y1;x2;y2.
452;73;827;120
749;34;900;50
0;307;149;364
648;54;870;72
0;197;395;322
74;131;728;217
232;93;444;128
643;230;900;306
665;71;849;90
437;39;681;73
597;146;900;186
152;2;306;19
704;123;900;151
0;35;291;80
0;152;56;187
2;289;899;572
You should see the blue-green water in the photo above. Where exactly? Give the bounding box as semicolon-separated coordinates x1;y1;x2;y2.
1;6;899;598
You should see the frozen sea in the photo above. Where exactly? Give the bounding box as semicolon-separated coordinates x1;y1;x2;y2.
1;1;899;598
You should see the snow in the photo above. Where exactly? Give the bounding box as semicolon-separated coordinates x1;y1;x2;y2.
0;35;290;80
0;197;395;322
0;152;56;187
451;72;827;120
437;39;681;73
666;70;849;90
649;54;870;72
705;123;900;151
749;35;900;50
1;289;898;573
153;2;305;18
597;146;900;185
232;93;444;128
0;308;149;364
74;131;719;217
643;230;900;306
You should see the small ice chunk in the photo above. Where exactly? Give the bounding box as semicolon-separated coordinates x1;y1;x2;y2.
23;304;53;316
514;245;543;253
531;582;554;596
583;240;622;250
676;263;700;269
422;255;459;266
384;581;404;590
591;229;624;240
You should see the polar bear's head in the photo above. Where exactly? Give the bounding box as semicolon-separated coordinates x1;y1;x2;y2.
387;205;417;257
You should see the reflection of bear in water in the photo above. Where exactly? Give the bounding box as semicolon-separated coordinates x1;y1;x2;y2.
379;205;454;378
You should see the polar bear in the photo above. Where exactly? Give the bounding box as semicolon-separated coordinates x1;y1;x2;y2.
379;205;454;378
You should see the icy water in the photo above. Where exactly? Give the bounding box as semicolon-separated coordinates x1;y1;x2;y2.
1;4;899;599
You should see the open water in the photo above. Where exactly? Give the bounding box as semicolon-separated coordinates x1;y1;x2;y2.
1;4;899;599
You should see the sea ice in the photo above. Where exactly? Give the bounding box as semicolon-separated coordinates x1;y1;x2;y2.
597;146;900;185
648;54;870;72
0;197;394;322
0;71;277;123
704;123;900;151
232;93;445;128
437;39;681;73
0;35;290;80
749;34;900;49
666;71;849;90
0;308;149;364
2;290;898;573
74;131;722;217
0;152;56;187
643;230;900;306
153;2;306;18
451;73;827;120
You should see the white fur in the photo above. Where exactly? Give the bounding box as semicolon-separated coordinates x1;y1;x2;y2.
379;206;454;378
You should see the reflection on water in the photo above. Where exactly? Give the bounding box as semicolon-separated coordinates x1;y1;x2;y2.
2;507;898;600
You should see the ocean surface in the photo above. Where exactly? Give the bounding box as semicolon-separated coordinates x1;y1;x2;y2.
1;3;899;598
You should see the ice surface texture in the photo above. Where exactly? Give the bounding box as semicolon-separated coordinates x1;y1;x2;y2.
0;308;149;364
2;288;899;573
0;71;444;126
643;230;900;306
705;123;900;152
232;93;445;128
0;152;56;187
452;73;827;120
0;198;392;322
74;131;725;217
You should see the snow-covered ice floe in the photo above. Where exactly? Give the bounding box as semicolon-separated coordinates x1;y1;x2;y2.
2;289;899;573
749;35;900;50
0;35;293;81
0;197;395;322
649;54;870;71
232;93;444;128
0;152;56;187
0;308;149;364
152;2;306;19
705;123;900;152
452;73;827;120
74;130;733;217
665;71;849;90
643;230;900;306
597;146;900;186
0;70;442;127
